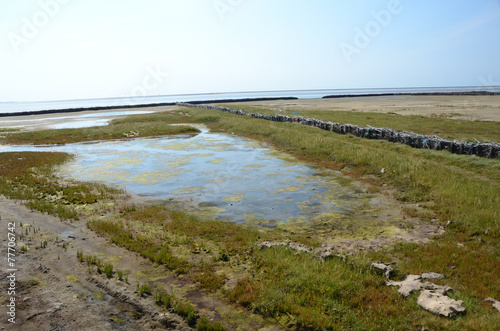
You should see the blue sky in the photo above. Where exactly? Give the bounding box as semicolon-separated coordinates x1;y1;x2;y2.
0;0;499;102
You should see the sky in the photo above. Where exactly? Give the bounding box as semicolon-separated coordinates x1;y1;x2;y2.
0;0;499;102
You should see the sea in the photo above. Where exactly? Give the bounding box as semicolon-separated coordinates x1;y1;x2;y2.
1;86;500;116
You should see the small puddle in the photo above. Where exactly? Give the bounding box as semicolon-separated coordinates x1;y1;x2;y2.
2;125;385;226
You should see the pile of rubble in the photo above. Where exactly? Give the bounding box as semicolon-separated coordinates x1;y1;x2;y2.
178;103;500;159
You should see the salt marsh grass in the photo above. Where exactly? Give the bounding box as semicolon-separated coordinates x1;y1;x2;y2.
0;121;199;145
223;104;500;142
0;152;120;220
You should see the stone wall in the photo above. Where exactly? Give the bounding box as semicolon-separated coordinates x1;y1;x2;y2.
177;103;500;159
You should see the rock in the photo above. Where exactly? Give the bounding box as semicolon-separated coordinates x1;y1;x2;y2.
421;282;452;295
369;262;395;278
387;274;422;297
417;290;465;317
287;242;311;253
387;273;451;297
258;241;311;253
47;302;64;314
484;297;500;312
421;272;445;279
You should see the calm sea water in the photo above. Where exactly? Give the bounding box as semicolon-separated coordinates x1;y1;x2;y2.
2;86;499;115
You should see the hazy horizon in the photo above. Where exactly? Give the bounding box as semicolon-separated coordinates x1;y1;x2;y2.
1;0;499;103
2;84;500;104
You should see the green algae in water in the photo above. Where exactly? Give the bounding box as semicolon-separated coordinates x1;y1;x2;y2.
222;192;247;202
9;126;394;235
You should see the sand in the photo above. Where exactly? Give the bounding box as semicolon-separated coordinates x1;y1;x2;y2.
0;105;180;131
227;95;500;122
1;96;499;133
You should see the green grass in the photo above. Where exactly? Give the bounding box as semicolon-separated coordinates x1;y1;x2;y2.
196;316;225;331
0;121;199;145
137;283;152;296
220;104;500;142
87;217;192;273
154;290;221;328
0;152;120;220
0;128;20;133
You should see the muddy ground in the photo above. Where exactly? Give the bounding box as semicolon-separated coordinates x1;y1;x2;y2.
0;190;443;330
0;196;289;330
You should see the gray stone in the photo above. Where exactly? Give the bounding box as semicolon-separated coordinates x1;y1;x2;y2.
386;274;422;297
258;241;311;253
387;274;452;297
421;282;452;295
421;272;445;279
484;297;500;312
369;262;395;278
417;290;465;317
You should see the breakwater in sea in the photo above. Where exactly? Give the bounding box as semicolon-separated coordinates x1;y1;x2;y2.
178;103;500;159
322;91;500;99
0;97;297;117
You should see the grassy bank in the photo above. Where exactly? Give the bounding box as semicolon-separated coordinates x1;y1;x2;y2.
1;107;499;329
220;104;500;142
0;121;199;145
0;152;121;220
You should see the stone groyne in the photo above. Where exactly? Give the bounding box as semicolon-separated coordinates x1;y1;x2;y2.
177;102;500;159
322;91;500;99
0;97;298;118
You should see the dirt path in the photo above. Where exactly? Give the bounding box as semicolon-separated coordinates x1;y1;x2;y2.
0;197;277;330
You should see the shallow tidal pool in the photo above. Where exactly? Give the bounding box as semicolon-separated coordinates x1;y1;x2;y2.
3;125;382;226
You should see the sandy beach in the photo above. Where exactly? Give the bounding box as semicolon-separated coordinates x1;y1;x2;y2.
228;95;500;122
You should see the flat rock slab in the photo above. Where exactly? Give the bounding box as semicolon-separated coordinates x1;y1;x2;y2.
259;241;311;253
418;290;466;317
421;272;445;279
386;273;450;297
485;297;500;312
387;275;423;297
